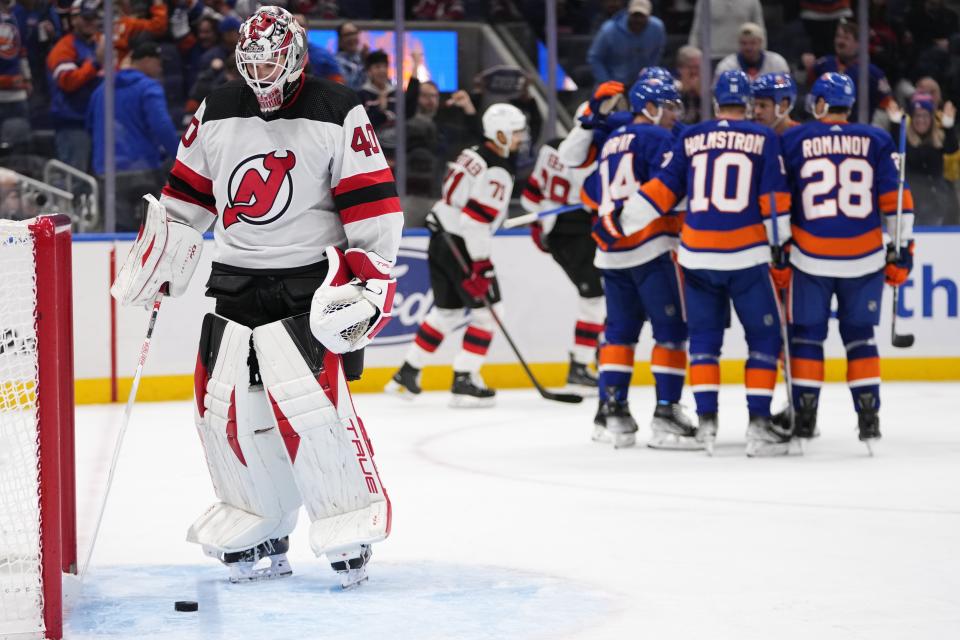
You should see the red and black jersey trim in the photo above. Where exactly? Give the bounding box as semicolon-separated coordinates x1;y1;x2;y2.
522;179;544;204
333;167;401;224
463;199;498;224
162;160;216;215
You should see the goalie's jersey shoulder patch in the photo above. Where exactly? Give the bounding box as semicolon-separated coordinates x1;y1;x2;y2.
202;77;361;125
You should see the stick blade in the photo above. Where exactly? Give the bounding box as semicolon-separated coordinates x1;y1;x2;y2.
542;391;584;404
892;334;915;348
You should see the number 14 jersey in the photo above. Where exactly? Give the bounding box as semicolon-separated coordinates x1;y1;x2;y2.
780;120;914;277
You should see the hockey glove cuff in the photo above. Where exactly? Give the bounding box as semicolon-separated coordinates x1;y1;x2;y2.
583;81;626;129
462;259;494;300
884;240;914;287
591;209;626;251
530;221;549;253
770;245;792;291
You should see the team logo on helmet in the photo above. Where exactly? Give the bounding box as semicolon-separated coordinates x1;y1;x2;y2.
223;151;296;229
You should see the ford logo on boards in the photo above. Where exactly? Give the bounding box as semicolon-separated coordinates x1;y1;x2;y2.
374;247;433;345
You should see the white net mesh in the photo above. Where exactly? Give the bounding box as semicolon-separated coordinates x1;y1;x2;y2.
0;220;44;637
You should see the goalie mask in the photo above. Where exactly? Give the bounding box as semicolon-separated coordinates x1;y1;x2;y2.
235;6;307;113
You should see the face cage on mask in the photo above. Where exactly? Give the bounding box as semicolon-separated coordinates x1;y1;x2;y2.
237;42;300;112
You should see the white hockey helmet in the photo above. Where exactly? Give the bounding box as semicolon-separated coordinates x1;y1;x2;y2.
235;6;308;113
482;103;527;152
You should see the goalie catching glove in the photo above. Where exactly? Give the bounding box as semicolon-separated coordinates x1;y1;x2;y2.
110;194;204;307
309;246;397;353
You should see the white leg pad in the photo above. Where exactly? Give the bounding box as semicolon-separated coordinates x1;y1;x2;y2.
187;314;302;553
252;317;391;558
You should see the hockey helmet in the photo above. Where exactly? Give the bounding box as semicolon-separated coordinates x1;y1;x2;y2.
713;70;753;108
482;103;527;153
752;72;797;121
235;6;308;113
808;71;856;116
638;66;676;85
628;77;681;125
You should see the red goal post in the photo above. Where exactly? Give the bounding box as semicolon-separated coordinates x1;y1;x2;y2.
0;214;76;640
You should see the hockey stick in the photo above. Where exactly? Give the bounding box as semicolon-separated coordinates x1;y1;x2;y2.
502;203;584;229
432;218;583;404
768;192;795;433
81;290;165;578
891;118;915;348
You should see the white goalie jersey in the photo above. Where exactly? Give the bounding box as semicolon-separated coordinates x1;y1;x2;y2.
161;77;403;271
430;144;514;261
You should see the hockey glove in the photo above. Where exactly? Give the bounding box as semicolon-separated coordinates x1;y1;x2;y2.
310;246;397;353
530;221;549;253
769;244;792;291
582;81;626;129
591;208;626;251
461;259;494;300
884;240;914;286
111;194;203;308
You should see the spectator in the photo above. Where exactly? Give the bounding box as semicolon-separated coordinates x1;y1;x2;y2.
714;22;789;80
914;76;960;183
904;0;959;54
799;0;853;59
809;20;893;123
46;0;102;173
179;15;220;93
87;41;179;231
675;44;702;124
588;0;625;34
335;22;367;91
888;92;959;225
0;2;32;146
358;49;394;131
293;13;343;83
868;0;901;84
15;0;62;112
183;49;239;123
112;0;167;62
432;86;483;163
412;0;464;20
200;14;240;71
688;0;764;65
587;0;665;85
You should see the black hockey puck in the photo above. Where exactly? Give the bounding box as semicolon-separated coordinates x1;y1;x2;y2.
174;600;198;612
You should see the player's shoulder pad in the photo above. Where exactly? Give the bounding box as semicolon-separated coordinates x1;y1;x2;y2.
202;77;362;124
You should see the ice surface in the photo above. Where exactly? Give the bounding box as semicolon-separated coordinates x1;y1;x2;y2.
67;382;960;639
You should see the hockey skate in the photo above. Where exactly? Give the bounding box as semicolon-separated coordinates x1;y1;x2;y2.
565;354;598;397
772;393;820;438
329;544;372;589
212;536;293;584
745;415;793;457
856;393;881;456
648;403;703;450
596;395;637;449
695;412;719;455
592;401;611;442
450;371;496;408
384;362;422;399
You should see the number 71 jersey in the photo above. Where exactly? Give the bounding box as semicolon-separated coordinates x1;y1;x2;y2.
780;120;913;277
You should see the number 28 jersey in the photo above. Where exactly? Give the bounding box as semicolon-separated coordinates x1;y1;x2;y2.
635;118;791;270
780;120;914;277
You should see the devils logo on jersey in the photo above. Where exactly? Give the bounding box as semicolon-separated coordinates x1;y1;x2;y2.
223;150;296;229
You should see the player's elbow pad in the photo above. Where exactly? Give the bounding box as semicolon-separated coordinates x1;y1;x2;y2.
619;191;662;236
110;194;204;307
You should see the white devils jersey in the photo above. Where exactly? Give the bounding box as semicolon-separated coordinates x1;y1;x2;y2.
430;144;514;261
161;78;403;270
520;141;592;234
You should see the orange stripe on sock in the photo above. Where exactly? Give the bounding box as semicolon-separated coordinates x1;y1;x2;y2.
745;367;777;391
652;345;687;369
790;357;824;382
847;357;880;382
690;362;719;386
600;344;635;367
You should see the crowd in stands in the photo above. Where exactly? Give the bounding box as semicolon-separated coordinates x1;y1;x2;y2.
0;0;958;228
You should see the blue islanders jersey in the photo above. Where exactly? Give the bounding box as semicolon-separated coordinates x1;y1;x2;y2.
592;122;680;269
634;118;792;270
781;120;913;277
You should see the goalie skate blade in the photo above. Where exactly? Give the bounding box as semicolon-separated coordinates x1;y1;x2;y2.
449;394;496;409
383;380;418;401
227;555;293;584
339;567;369;590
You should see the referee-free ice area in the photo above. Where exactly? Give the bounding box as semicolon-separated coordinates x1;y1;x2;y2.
67;382;960;640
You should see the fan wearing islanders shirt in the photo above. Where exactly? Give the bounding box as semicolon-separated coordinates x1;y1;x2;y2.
776;72;914;449
587;77;697;452
752;72;799;135
595;70;794;458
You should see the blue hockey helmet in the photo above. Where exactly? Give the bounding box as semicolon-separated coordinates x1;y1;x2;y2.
628;77;681;124
810;71;856;110
713;70;753;108
752;72;797;107
638;66;676;84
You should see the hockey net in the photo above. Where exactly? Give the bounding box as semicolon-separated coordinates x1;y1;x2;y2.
0;216;76;640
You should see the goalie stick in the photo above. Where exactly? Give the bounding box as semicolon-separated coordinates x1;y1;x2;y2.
81;290;165;578
502;203;584;229
432;217;583;404
891;117;915;349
